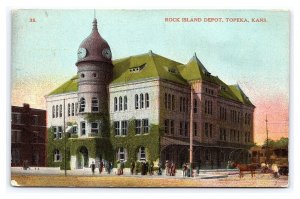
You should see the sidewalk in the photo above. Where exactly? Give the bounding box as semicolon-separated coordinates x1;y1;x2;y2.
11;167;236;179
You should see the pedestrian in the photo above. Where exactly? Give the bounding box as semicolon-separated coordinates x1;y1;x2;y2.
99;160;104;174
120;161;124;175
145;161;149;175
158;162;162;175
109;162;113;174
90;161;95;175
117;161;121;175
130;161;135;175
272;164;279;178
165;160;169;176
183;163;187;177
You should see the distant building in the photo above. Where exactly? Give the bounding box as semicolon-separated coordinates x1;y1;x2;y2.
11;104;47;167
45;18;255;170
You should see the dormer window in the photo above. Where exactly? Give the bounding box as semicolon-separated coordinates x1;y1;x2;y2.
168;68;177;74
129;64;146;73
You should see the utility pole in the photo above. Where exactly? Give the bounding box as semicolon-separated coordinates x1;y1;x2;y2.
265;114;269;164
189;86;194;177
64;99;67;176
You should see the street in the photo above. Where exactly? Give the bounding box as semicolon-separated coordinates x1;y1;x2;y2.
11;173;288;188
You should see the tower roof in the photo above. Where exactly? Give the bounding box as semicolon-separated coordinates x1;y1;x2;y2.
76;18;112;65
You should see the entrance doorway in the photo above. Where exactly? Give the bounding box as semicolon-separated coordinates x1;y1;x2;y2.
77;146;89;169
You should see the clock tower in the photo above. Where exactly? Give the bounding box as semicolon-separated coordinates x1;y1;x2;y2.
75;18;113;137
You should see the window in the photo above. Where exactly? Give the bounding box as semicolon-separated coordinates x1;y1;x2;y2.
184;122;189;137
117;147;127;162
52;106;55;118
114;97;118;111
93;73;97;78
179;122;183;135
142;119;149;134
179;97;183;112
164;119;169;134
167;94;171;110
121;120;128;136
140;94;144;109
92;97;99;112
171;95;175;111
119;97;123;111
75;103;78;115
53;126;57;139
72;103;75;116
209;124;213;138
124;96;128;110
193;122;197;136
32;131;39;143
33;115;38;125
81;73;85;78
138;147;146;161
81;122;86;135
11;130;21;143
56;105;58;118
58;126;62;138
135;120;142;135
205;123;208;137
135;94;139;109
68;103;70;116
54;149;61;162
183;98;186;112
79;98;85;112
91;122;99;134
59;105;62;117
114;121;120;136
145;93;149;108
170;120;174;134
165;93;168;109
11;149;20;165
193;99;197;113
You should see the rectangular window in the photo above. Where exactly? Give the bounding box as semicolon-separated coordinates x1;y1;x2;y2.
145;93;149;108
167;94;171;110
193;99;197;113
72;103;75;116
180;97;183;112
165;93;168;109
119;97;123;111
205;123;208;137
33;115;38;125
172;95;175;111
56;105;58;118
68;103;71;116
135;120;141;135
142;119;149;134
193;122;197;136
59;105;62;117
164;119;169;134
53;126;57;139
91;122;99;134
114;121;120;136
170;120;174;134
114;97;118;111
121;120;128;136
12;130;21;143
124;96;128;110
179;122;183;135
140;94;144;109
58;126;62;139
81;122;86;135
75;103;78;115
209;124;213;138
33;131;39;143
135;95;139;109
184;122;188;137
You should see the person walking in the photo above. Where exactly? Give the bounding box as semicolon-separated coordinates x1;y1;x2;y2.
90;161;96;175
99;160;104;174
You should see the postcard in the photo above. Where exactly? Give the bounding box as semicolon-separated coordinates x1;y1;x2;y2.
11;9;289;187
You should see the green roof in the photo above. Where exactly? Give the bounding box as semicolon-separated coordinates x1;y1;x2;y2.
47;52;254;107
111;51;188;85
48;75;78;95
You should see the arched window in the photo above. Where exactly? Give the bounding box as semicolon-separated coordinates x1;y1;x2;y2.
52;106;55;118
119;96;123;111
114;97;118;111
56;105;58;118
145;93;149;108
140;93;144;109
54;149;61;162
138;147;146;161
92;97;99;112
135;94;139;109
124;96;128;110
117;147;127;162
59;105;62;117
79;98;85;112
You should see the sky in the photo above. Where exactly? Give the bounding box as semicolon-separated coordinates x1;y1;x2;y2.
11;10;289;144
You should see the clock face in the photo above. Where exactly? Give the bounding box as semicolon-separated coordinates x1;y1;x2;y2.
102;48;112;60
77;48;87;59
